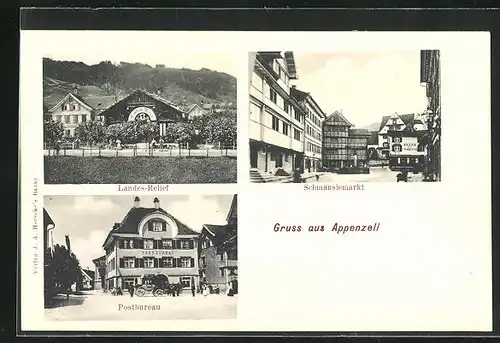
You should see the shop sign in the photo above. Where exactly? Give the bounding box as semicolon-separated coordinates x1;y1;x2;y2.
143;250;174;256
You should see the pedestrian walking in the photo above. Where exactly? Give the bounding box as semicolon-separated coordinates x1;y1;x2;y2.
202;285;209;297
128;284;134;297
191;283;195;297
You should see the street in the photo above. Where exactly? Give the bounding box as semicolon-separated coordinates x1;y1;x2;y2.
44;148;237;158
45;291;237;321
306;167;424;183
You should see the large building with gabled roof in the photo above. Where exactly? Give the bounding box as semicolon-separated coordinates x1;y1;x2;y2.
101;196;200;291
322;111;371;169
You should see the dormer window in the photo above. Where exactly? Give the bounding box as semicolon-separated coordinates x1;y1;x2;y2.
146;219;167;232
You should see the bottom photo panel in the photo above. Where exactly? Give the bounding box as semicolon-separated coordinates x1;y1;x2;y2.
42;193;238;321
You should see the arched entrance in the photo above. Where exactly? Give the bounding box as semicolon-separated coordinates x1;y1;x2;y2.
128;106;157;122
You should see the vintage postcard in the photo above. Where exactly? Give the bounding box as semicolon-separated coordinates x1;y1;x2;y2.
20;30;491;333
249;50;440;183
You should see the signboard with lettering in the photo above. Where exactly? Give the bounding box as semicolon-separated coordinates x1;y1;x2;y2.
143;250;174;256
402;142;418;151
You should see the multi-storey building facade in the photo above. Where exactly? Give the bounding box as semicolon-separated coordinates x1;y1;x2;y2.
102;197;200;291
322;111;371;169
377;113;427;159
387;126;426;172
198;195;237;293
92;255;106;290
420;50;441;181
249;51;306;180
290;87;326;173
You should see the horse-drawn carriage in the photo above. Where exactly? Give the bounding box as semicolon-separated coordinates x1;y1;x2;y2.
134;274;182;297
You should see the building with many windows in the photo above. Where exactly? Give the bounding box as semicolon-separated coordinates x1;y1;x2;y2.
249;51;306;182
44;88;116;138
290;86;326;173
101;197;200;291
322;111;371;169
377;113;427;159
92;255;106;290
198;195;237;293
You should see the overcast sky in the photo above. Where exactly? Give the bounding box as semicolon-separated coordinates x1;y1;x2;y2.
43;195;234;270
41;32;237;77
293;51;428;128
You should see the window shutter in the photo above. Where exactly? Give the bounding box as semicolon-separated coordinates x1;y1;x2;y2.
135;257;139;268
119;258;124;268
153;240;158;249
118;239;124;249
172;258;177;268
190;257;194;268
172;240;177;249
158;258;163;268
162;221;167;231
177;257;182;268
139;258;144;268
148;221;152;231
154;258;159;268
189;240;194;249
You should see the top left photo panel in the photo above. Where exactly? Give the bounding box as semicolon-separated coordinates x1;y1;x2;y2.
39;34;238;185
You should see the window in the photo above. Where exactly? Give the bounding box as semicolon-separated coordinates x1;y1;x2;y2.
269;88;277;103
144;239;154;250
284;101;290;113
72;115;78;124
201;256;206;266
124;240;134;249
180;257;191;268
144;257;155;268
271;115;279;131
282;123;289;136
123;257;134;268
162;239;173;249
180;240;190;249
181;276;191;288
393;136;401;143
220;253;225;261
393;145;402;153
73;104;79;110
162;257;173;268
123;278;135;289
294;128;301;141
64;115;70;124
220;268;226;277
294;111;301;122
82;115;87;122
55;115;62;122
152;221;163;232
251;72;263;91
64;130;70;137
64;104;70;111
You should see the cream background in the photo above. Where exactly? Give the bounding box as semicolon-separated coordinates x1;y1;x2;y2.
20;31;491;332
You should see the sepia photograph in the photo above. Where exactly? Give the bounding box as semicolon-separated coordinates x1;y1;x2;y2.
248;50;441;183
42;194;237;321
43;51;237;184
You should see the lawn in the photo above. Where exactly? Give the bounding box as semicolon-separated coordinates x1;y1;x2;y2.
44;156;237;184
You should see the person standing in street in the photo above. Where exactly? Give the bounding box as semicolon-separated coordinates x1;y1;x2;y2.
128;284;134;297
191;283;195;297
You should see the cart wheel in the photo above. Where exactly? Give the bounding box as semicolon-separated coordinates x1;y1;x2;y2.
153;289;163;297
135;288;146;297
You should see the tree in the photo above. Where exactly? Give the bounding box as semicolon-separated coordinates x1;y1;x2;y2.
137;121;159;142
164;122;196;145
74;120;106;146
204;115;237;148
43;120;64;148
44;244;82;300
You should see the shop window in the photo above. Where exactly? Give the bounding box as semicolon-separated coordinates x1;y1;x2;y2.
181;277;191;288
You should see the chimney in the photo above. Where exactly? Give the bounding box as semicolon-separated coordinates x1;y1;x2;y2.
133;196;140;208
153;197;160;209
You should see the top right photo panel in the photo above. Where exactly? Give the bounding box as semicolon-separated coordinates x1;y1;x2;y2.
248;50;441;183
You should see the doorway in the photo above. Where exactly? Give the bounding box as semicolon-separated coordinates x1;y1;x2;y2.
250;147;258;168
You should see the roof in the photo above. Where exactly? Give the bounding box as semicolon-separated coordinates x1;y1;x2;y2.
103;206;199;247
187;104;206;113
201;223;237;246
43;208;55;230
324;111;353;127
367;131;379;145
226;195;237;224
82;269;95;280
349;128;371;137
48;93;94;113
202;103;213;109
283;51;298;79
290;87;309;102
92;255;106;264
81;96;117;112
142;90;186;113
379;113;416;131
